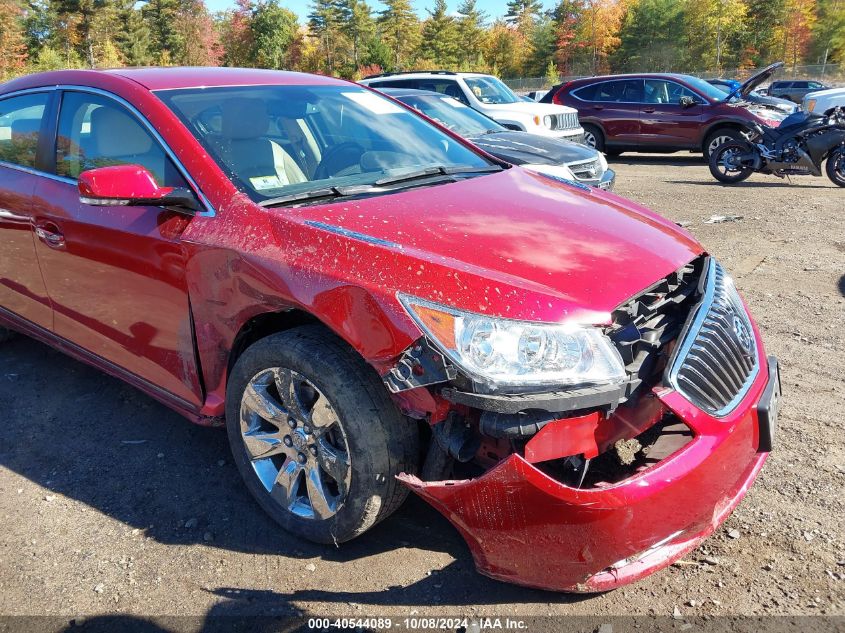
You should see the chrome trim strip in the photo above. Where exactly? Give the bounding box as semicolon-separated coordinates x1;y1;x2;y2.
666;258;760;417
0;84;216;217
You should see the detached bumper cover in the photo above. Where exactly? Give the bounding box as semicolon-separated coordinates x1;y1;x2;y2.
400;359;774;592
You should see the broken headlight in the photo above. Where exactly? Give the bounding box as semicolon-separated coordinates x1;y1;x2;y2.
399;294;625;390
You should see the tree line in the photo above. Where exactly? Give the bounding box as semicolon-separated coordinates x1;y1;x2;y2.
1;0;843;84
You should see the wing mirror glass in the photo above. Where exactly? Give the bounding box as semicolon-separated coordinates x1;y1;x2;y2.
77;164;200;213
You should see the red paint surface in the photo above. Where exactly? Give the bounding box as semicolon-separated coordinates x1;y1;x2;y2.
78;165;173;200
0;69;771;592
403;353;772;592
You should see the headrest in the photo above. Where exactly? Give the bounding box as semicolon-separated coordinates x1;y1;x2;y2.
221;98;270;140
11;119;40;142
91;106;153;157
444;84;462;99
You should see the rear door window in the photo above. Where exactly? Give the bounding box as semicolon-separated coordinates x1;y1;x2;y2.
594;80;644;103
0;93;50;169
572;84;597;101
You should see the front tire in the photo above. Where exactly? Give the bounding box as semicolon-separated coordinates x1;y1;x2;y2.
825;148;845;187
709;141;754;183
225;326;419;544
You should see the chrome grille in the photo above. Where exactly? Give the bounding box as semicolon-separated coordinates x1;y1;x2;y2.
549;112;580;131
568;158;602;182
667;258;759;416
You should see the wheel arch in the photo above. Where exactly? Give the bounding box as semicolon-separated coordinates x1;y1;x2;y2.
701;120;753;152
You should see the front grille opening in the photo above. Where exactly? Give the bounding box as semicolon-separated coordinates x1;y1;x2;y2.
608;256;706;406
535;413;694;489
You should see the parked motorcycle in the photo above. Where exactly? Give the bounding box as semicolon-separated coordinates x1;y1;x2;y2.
709;107;845;187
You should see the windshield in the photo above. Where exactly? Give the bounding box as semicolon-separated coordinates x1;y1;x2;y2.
396;94;505;136
156;85;492;203
679;76;734;101
464;77;520;105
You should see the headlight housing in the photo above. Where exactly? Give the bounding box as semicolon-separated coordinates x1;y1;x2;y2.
399;295;626;390
543;115;553;128
522;163;577;181
806;99;816;112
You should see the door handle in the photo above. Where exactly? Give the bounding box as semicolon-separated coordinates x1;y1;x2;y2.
594;105;604;111
643;107;656;113
35;222;65;249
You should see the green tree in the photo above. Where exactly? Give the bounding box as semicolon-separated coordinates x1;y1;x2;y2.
337;0;375;70
54;0;121;66
142;0;181;63
684;0;747;71
219;0;255;67
742;0;788;66
115;0;154;66
361;30;393;70
811;0;845;65
378;0;420;69
612;0;685;71
252;0;300;68
505;0;543;33
308;0;342;73
456;0;487;68
419;0;460;67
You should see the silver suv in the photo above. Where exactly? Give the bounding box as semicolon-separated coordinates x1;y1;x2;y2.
360;71;584;142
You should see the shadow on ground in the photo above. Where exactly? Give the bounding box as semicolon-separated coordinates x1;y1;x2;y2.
0;336;592;608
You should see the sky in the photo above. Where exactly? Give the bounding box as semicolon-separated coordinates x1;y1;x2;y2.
203;0;556;22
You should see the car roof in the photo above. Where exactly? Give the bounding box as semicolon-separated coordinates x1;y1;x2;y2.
378;87;447;98
1;67;349;94
363;71;487;81
566;73;699;85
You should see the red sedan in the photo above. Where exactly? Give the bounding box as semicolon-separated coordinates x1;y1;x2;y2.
0;68;779;591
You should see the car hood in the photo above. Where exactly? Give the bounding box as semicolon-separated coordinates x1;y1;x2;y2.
749;92;797;113
806;86;845;99
480;101;578;116
468;131;596;166
287;168;702;323
733;62;785;99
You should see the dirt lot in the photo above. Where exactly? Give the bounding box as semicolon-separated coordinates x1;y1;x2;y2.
0;155;843;625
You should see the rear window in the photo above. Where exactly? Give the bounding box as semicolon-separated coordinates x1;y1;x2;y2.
572;84;597;100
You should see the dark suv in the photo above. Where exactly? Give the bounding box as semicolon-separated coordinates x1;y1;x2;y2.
543;64;788;158
768;80;831;104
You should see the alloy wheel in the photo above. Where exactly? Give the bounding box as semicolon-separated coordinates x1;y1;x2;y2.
239;367;351;520
708;135;734;156
714;146;745;177
583;130;597;148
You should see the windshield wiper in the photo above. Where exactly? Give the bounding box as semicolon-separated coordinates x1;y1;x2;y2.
259;185;370;208
373;164;502;187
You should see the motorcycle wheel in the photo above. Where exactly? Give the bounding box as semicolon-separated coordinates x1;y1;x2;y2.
825;148;845;187
709;142;754;184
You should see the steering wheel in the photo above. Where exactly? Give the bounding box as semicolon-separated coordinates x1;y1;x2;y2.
314;142;366;180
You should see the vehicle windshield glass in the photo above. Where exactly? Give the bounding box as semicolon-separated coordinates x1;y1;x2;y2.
680;76;733;101
464;77;520;105
396;94;505;136
156;84;492;203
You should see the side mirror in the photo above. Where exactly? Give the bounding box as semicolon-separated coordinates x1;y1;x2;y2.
679;96;697;109
78;164;199;213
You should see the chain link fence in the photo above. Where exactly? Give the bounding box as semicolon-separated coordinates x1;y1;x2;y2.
505;64;845;93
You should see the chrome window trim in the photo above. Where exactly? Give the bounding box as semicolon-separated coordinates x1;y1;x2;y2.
0;84;216;217
665;257;760;418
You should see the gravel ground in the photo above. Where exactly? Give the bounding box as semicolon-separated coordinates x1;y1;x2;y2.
0;155;843;625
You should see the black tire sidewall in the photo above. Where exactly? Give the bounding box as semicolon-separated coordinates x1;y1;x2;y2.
709;141;753;183
225;328;412;544
826;149;845;187
583;124;605;151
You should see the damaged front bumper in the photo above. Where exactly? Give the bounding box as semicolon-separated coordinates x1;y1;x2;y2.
398;357;778;592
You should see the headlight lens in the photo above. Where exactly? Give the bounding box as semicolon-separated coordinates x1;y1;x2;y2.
598;152;608;173
399;295;626;389
543;115;553;127
806;99;816;112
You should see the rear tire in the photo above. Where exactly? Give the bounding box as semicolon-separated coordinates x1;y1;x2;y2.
709;141;754;183
225;325;419;544
704;128;749;160
582;124;605;151
825;148;845;187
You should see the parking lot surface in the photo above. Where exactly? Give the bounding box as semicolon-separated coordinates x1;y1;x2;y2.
1;155;843;621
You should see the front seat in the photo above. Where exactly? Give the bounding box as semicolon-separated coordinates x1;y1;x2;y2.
444;84;465;102
89;106;167;183
218;98;307;190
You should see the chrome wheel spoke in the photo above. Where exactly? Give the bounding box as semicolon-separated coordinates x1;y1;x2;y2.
270;458;303;508
316;437;350;491
243;429;289;461
304;464;334;519
274;368;311;424
243;381;287;427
